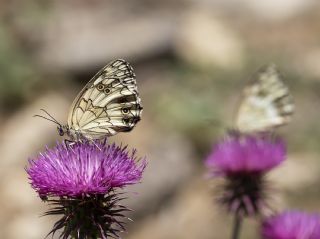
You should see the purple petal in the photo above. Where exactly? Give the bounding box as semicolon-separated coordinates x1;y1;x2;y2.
27;141;147;197
262;210;320;239
206;135;286;175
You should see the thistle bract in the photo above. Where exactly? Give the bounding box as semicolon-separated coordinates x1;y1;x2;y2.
205;134;286;216
27;140;146;239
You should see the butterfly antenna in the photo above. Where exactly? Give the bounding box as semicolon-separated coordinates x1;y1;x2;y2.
34;109;62;127
39;109;61;125
33;114;62;127
33;114;61;126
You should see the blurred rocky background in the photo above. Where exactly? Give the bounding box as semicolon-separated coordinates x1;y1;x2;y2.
1;0;320;238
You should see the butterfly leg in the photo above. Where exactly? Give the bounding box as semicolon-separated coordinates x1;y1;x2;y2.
64;139;77;153
81;136;102;151
64;139;73;147
88;138;102;151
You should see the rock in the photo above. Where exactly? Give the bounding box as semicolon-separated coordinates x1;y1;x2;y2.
269;153;320;191
244;0;317;21
0;93;70;238
112;113;198;215
174;7;245;70
5;212;52;239
36;4;176;72
0;93;70;173
298;49;320;79
183;0;317;22
128;178;259;239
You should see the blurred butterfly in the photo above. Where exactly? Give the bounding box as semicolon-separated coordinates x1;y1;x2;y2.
35;59;143;141
233;64;294;134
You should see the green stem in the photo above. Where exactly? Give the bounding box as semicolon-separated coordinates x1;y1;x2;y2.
231;213;242;239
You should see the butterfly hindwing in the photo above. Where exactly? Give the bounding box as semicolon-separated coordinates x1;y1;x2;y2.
235;64;294;133
67;59;142;139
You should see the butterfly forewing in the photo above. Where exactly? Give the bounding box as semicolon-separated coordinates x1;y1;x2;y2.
67;59;142;139
235;64;294;133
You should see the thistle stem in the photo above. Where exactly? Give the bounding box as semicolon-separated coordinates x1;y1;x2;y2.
231;213;242;239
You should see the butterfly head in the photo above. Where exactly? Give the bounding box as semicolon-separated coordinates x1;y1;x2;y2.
57;125;69;137
34;109;68;137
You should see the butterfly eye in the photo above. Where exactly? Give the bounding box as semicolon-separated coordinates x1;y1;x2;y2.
104;88;111;94
57;126;64;136
122;108;129;114
97;84;105;91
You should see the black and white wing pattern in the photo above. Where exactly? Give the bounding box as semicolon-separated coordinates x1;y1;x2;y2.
235;64;294;133
67;59;142;139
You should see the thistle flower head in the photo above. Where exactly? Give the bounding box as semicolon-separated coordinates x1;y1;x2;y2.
262;210;320;239
27;141;146;197
206;134;286;176
205;134;286;217
26;140;146;239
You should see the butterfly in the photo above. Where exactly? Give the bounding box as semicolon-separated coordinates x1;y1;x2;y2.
233;64;294;134
35;59;143;142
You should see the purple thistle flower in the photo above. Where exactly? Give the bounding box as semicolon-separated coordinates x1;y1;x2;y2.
262;210;320;239
206;134;286;176
26;140;146;239
27;141;146;197
205;134;286;217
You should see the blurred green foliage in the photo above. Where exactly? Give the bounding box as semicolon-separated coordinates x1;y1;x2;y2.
148;61;247;155
0;24;39;112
